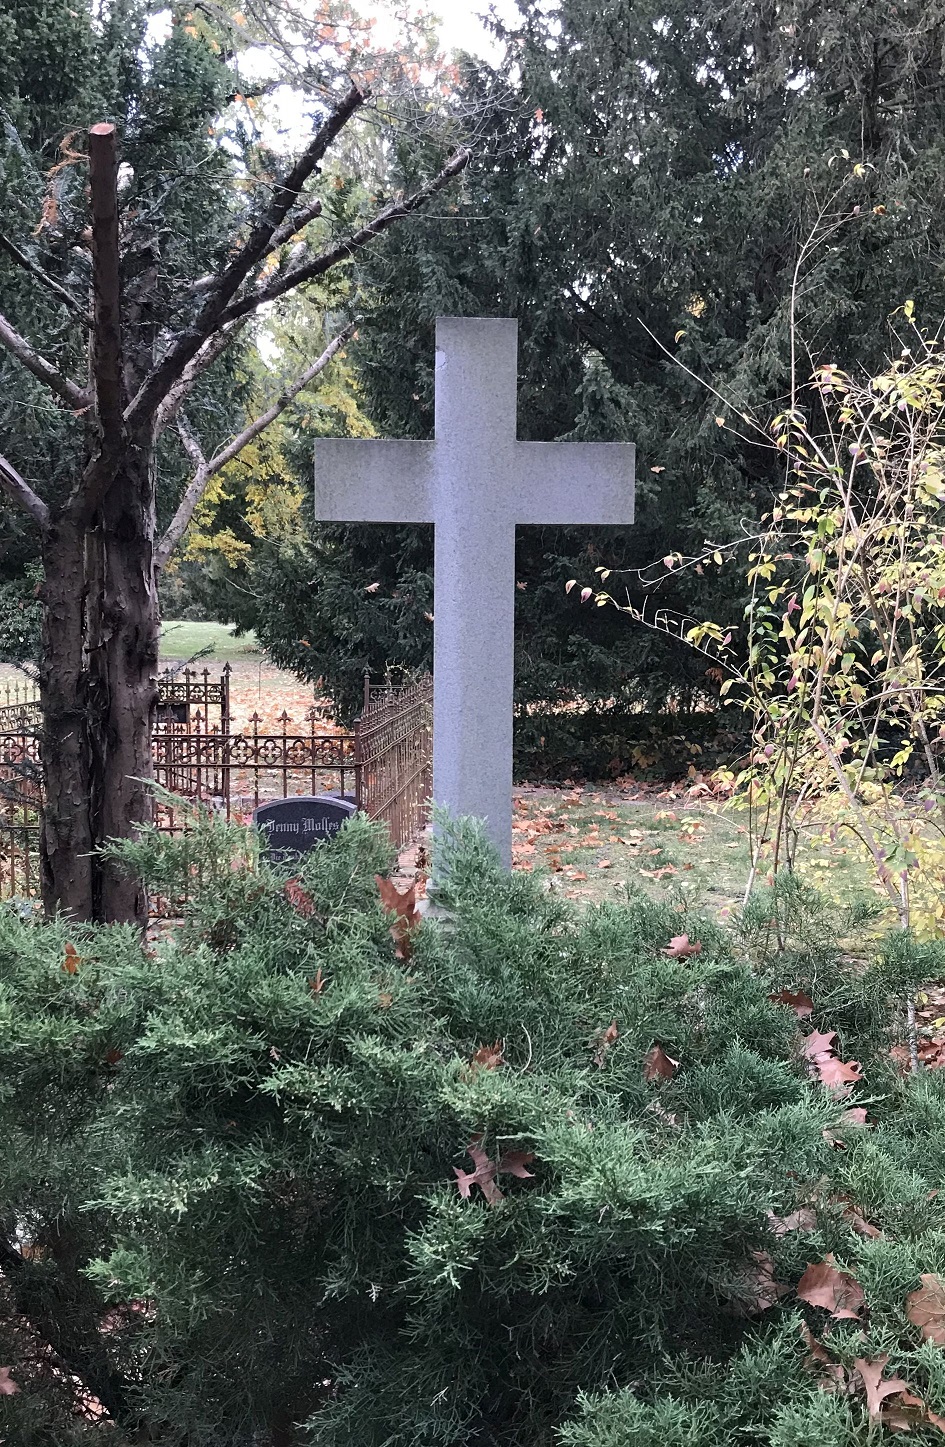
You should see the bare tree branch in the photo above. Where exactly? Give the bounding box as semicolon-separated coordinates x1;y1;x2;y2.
183;196;324;298
218;148;471;326
126;82;367;430
0;310;88;411
156;323;354;572
153;317;249;438
266;194;324;253
0;232;90;325
0;453;50;529
154;413;210;576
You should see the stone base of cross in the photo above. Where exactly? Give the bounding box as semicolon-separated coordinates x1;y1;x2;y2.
314;318;635;865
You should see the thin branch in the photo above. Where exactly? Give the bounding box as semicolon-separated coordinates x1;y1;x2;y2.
181;195;324;299
126;83;367;429
155;413;209;577
266;194;324;253
153;317;248;438
156;323;354;572
219;148;471;326
0;453;49;529
0;310;88;411
0;232;90;324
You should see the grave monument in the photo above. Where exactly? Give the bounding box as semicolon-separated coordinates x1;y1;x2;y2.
313;318;635;865
255;794;357;864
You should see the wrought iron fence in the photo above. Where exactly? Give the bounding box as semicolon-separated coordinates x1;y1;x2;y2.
152;708;359;833
0;676;41;735
356;676;433;849
0;667;433;909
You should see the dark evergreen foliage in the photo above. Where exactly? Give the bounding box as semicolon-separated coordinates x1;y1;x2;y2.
249;0;945;729
1;815;944;1443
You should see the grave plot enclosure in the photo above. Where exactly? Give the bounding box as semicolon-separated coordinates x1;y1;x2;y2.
0;669;432;905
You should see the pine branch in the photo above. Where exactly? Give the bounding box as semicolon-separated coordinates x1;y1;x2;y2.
0;232;90;324
125;82;367;429
0;309;88;411
156;323;354;571
218;148;471;326
0;453;50;529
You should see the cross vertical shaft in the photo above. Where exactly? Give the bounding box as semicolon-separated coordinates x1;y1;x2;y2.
432;319;519;862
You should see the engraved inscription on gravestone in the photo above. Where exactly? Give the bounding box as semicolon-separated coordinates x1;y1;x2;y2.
254;794;357;863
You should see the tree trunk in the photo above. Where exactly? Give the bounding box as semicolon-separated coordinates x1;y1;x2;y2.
93;442;160;926
39;517;95;919
39;442;159;925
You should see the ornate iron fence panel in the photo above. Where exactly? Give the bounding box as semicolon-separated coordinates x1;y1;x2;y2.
154;664;230;729
0;721;42;901
152;709;359;834
0;668;433;909
356;676;433;849
0;678;41;735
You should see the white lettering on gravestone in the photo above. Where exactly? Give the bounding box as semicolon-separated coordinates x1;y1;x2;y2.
313;318;635;865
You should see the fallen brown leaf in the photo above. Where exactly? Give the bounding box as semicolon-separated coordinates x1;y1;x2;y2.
593;1020;618;1067
375;875;422;960
643;1044;680;1082
472;1041;504;1072
855;1357;910;1419
768;1207;818;1237
769;987;814;1019
733;1250;791;1315
803;1028;837;1060
906;1274;945;1346
664;933;702;959
453;1137;535;1205
796;1257;864;1319
284;878;316;919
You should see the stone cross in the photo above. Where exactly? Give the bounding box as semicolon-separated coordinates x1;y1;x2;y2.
313;318;635;865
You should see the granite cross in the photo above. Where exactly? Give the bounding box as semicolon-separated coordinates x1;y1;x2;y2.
313;317;635;865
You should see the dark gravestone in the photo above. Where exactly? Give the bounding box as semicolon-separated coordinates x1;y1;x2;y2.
254;794;357;864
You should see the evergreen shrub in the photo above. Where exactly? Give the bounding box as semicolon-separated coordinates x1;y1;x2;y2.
1;815;945;1443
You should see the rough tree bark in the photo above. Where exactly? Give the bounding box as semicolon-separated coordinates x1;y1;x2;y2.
0;93;469;925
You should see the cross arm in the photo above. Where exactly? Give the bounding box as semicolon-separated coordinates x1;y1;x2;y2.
313;440;436;524
512;442;635;525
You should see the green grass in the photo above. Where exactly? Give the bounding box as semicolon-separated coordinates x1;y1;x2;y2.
514;789;891;924
159;620;261;662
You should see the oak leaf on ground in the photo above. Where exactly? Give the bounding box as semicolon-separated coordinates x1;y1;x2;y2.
453;1136;535;1206
768;1207;818;1237
796;1257;864;1319
769;987;814;1018
284;878;316;918
593;1020;618;1067
471;1041;504;1072
736;1250;790;1314
375;875;422;960
883;1389;945;1435
664;933;702;958
906;1274;945;1346
854;1357;910;1419
643;1044;680;1082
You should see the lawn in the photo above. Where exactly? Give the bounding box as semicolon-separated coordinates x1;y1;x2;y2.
160;619;261;661
509;784;889;922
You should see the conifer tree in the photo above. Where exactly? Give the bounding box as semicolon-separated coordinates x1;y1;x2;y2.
0;0;467;922
245;0;945;732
